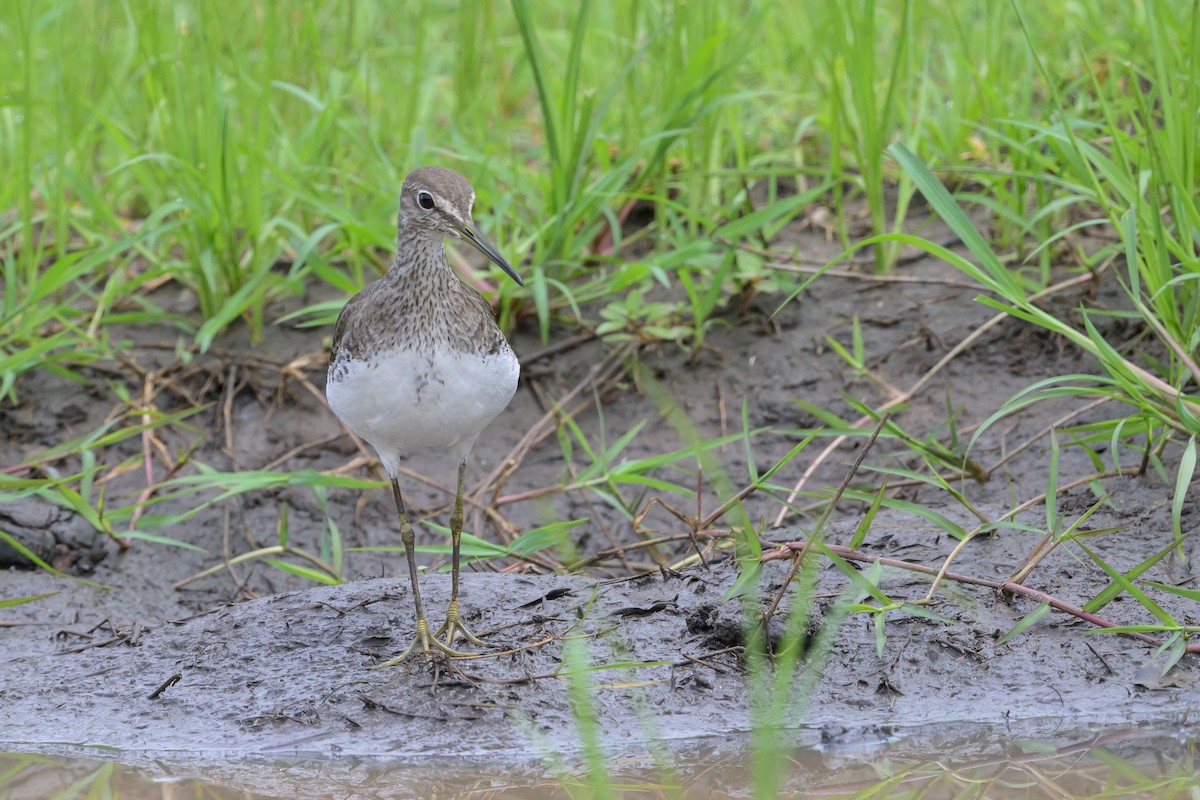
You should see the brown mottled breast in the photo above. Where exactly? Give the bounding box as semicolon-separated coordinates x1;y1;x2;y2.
328;268;508;380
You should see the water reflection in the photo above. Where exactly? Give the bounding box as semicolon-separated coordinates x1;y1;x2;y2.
1;725;1195;799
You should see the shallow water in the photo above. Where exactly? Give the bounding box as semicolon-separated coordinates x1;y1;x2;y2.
3;724;1195;799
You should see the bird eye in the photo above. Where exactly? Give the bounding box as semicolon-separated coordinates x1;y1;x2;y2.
417;191;436;210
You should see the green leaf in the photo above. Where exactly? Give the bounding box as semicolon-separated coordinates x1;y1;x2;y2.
1171;435;1196;543
849;477;887;550
0;530;65;576
1076;542;1177;628
262;558;341;586
713;181;834;240
1045;430;1060;534
121;531;206;551
811;538;891;606
724;517;764;602
1086;624;1194;635
998;602;1051;645
1080;530;1177;613
277;503;290;548
888;142;1015;292
900;603;955;625
838;490;968;540
0;592;57;609
1144;580;1200;603
509;519;587;557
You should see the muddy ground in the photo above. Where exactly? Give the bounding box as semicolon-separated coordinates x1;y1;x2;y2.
2;207;1198;791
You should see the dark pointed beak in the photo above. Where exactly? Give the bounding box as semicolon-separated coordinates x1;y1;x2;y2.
455;221;523;287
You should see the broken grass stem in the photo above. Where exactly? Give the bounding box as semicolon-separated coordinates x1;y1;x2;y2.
765;541;1200;653
765;412;890;621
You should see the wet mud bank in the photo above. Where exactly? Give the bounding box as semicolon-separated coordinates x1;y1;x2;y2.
2;505;1195;759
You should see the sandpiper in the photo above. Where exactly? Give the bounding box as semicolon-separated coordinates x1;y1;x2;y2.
326;166;522;662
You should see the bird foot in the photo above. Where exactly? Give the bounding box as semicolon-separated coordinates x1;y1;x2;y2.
373;618;475;667
433;599;490;650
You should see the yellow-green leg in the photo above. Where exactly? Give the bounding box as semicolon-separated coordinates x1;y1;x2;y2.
433;462;489;649
376;478;473;666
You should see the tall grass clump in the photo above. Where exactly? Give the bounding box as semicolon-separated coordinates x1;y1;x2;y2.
7;0;1183;367
506;0;770;339
877;0;1200;530
820;0;914;274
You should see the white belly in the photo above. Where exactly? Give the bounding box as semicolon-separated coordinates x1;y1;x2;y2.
327;345;519;476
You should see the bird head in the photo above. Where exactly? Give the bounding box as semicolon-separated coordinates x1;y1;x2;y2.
399;166;524;287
